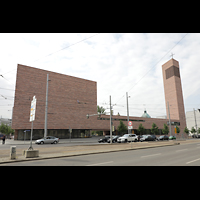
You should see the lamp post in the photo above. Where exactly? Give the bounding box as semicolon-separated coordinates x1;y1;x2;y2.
126;92;131;134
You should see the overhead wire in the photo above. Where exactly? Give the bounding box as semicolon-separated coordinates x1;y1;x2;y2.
115;33;189;105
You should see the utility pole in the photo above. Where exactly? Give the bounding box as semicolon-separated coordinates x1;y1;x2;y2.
167;102;172;136
44;74;49;137
110;95;112;144
193;108;198;137
126;92;130;134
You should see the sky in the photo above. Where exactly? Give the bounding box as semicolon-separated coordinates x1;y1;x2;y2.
0;33;200;119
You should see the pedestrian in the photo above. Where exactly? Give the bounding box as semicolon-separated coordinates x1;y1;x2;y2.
2;134;5;144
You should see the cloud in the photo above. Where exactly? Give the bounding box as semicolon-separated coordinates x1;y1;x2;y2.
0;33;200;119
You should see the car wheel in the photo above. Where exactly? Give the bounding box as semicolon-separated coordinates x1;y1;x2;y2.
54;141;57;144
125;139;127;143
40;141;44;144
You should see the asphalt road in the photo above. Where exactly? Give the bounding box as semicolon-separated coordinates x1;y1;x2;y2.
2;141;200;166
0;137;104;150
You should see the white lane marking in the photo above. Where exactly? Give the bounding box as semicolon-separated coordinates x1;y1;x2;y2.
86;161;113;166
186;158;200;164
176;149;188;152
141;153;161;158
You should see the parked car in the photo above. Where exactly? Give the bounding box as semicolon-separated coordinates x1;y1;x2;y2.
140;135;156;142
107;136;120;143
35;136;59;144
117;134;138;143
169;135;176;140
151;135;157;141
192;134;200;138
157;135;169;141
98;136;110;143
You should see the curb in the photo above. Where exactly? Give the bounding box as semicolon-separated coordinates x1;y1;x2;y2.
0;142;179;165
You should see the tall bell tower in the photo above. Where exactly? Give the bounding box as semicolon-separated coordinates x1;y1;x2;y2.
162;58;186;133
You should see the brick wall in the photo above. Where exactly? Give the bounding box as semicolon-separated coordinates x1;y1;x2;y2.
12;64;97;130
162;58;186;135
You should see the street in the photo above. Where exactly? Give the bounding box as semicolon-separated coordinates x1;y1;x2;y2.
0;137;103;150
1;140;200;166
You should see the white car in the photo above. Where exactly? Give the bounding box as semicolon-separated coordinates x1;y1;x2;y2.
117;134;138;143
35;136;59;144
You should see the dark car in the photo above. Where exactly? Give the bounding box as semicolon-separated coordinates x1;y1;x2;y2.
192;134;200;138
0;134;4;139
158;135;169;141
107;136;120;143
98;136;110;143
151;135;157;141
140;135;155;142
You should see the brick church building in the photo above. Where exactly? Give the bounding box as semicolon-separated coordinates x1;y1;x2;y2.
12;58;186;140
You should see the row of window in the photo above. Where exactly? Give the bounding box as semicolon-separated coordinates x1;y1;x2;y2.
97;117;145;122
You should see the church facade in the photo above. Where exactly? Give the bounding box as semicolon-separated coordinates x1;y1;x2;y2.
12;58;186;140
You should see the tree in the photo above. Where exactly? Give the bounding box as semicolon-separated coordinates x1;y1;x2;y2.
137;124;145;135
162;123;169;135
184;127;189;135
117;120;127;135
97;105;106;114
175;126;180;134
151;123;159;135
191;127;196;134
0;123;14;135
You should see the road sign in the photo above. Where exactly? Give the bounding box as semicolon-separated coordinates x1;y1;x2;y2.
128;126;133;129
30;95;37;122
128;121;132;126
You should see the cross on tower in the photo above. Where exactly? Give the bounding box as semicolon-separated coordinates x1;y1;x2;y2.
170;52;175;59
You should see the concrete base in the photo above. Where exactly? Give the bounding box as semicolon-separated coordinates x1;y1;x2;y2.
23;150;39;158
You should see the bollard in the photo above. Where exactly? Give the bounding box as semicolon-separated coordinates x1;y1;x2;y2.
10;146;16;159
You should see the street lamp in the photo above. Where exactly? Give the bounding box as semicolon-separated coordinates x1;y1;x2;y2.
126;92;131;134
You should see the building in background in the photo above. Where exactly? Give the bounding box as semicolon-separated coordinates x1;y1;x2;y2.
12;58;186;140
12;64;98;140
162;58;186;137
186;109;200;135
0;118;12;126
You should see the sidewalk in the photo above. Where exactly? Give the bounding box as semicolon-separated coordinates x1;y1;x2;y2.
0;140;182;164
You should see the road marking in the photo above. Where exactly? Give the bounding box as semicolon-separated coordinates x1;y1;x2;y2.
176;149;188;152
196;147;200;149
186;158;200;164
86;161;113;166
141;153;161;158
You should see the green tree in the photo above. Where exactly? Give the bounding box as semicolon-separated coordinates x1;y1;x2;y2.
184;127;189;138
151;123;159;135
0;123;14;135
175;126;180;134
97;105;106;114
191;127;196;134
162;123;169;135
117;120;127;135
137;124;145;135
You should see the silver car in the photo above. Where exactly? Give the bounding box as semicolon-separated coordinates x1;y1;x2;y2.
35;136;59;144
